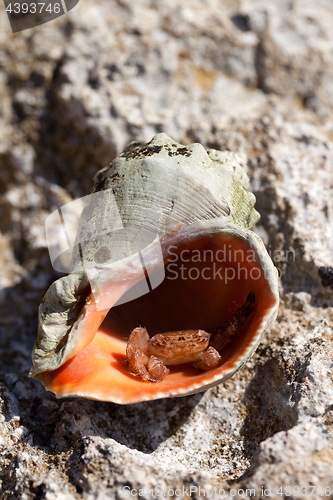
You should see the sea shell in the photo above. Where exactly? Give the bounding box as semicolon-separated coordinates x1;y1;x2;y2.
30;133;279;404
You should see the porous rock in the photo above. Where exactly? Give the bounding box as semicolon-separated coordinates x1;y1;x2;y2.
0;0;333;498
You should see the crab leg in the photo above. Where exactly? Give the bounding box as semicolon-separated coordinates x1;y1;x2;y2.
208;290;256;352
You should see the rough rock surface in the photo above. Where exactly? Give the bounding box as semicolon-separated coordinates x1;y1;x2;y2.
0;0;333;498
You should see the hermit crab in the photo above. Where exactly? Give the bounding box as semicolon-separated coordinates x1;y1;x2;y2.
30;134;279;404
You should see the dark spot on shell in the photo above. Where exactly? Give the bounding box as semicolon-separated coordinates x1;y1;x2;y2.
318;267;333;288
94;247;112;264
146;145;163;155
110;172;122;182
92;170;109;193
168;147;191;157
121;141;145;156
178;147;190;155
120;143;163;159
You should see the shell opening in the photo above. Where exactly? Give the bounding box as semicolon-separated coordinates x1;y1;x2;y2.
41;232;277;404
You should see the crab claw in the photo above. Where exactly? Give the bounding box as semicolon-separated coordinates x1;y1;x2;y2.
193;346;221;371
126;327;170;382
126;327;150;381
147;356;170;382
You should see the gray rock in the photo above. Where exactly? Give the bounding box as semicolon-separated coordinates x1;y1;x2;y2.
0;0;333;498
240;422;333;497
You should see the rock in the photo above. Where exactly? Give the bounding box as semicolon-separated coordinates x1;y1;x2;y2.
0;0;333;498
240;422;333;496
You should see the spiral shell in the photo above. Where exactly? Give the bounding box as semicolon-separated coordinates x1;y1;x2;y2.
30;133;279;404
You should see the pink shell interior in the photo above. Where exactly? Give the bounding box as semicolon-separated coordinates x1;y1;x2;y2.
38;233;277;403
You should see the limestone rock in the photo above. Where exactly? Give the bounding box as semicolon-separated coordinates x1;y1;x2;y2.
0;0;333;498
